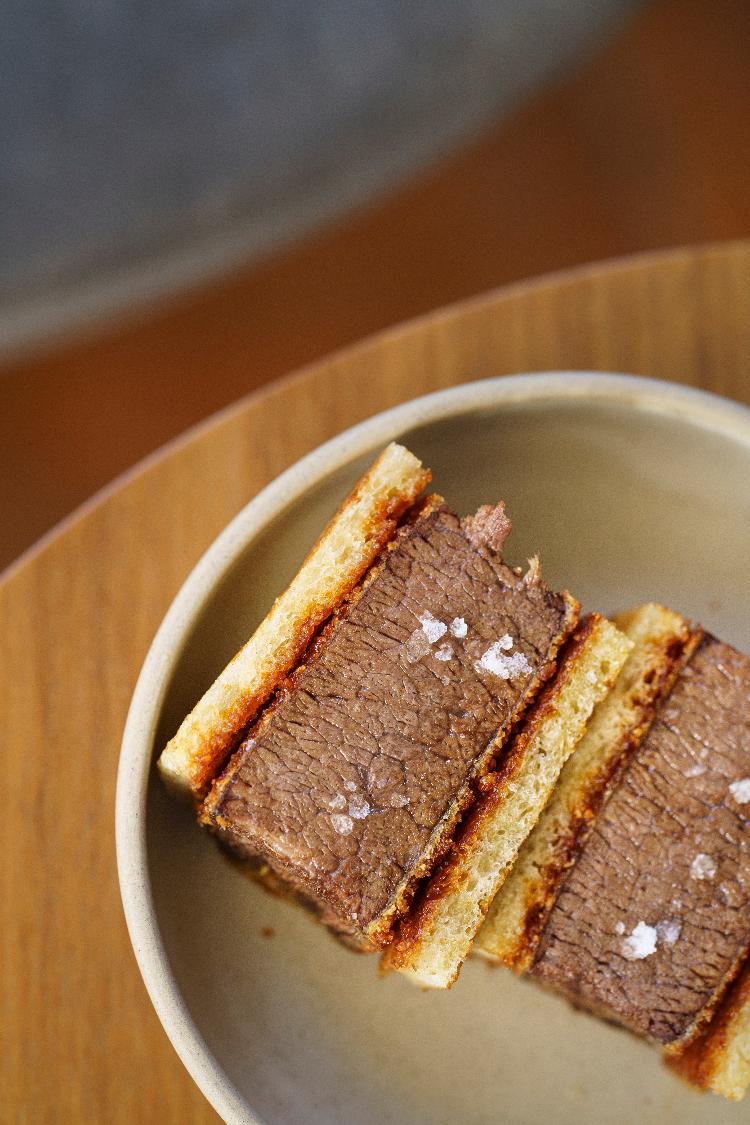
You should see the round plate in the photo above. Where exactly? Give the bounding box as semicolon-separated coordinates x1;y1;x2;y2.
117;372;750;1125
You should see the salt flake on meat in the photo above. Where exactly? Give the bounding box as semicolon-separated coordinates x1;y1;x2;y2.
621;922;657;961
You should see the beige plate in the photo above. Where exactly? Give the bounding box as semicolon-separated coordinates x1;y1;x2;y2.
117;373;750;1125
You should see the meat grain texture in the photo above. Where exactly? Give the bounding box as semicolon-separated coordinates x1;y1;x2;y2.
533;636;750;1046
204;505;573;945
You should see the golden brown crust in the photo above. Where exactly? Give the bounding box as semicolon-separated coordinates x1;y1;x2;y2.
158;443;431;798
668;959;750;1099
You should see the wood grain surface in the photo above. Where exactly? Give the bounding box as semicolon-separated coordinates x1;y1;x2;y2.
2;243;750;1123
3;0;749;570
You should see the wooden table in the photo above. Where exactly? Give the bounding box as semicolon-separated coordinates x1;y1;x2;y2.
4;0;750;575
3;242;749;1123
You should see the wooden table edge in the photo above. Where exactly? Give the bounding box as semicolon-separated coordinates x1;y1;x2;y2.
3;239;746;591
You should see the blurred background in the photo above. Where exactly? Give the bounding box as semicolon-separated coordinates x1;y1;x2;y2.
2;0;748;573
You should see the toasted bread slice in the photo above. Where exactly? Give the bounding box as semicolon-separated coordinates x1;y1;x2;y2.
476;603;692;969
381;614;632;988
158;442;430;797
668;959;750;1100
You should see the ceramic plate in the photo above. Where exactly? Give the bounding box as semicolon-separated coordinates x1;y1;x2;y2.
117;372;750;1124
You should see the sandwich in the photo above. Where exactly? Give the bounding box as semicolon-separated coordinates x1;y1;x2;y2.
160;442;629;958
157;442;750;1101
477;621;750;1100
523;632;750;1062
379;611;630;985
475;602;697;970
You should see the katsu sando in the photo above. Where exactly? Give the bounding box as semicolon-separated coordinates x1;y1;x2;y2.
158;443;631;955
157;441;750;1102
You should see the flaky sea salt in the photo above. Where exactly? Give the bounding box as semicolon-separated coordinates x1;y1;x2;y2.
390;793;409;808
450;617;468;638
476;641;532;680
348;795;371;819
405;627;432;662
656;919;682;946
331;813;353;835
685;764;706;778
690;853;717;881
615;921;625;935
418;611;448;644
621;921;657;961
405;611;450;662
729;778;750;804
434;643;453;662
329;794;346;810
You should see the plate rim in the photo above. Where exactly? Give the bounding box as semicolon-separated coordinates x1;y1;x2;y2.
116;370;750;1124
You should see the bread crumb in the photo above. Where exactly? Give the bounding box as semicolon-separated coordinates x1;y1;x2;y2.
523;555;541;587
